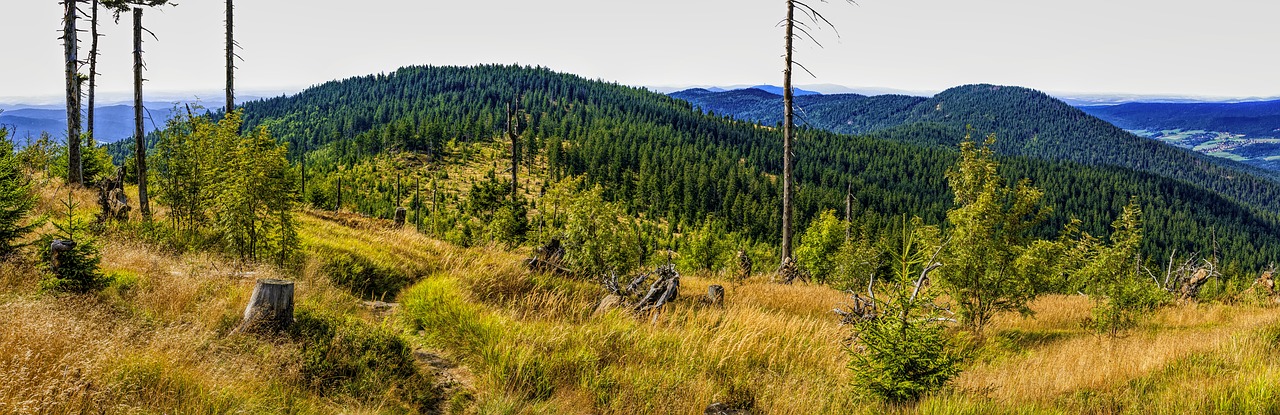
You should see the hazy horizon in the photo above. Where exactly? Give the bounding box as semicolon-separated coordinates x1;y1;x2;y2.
4;0;1280;103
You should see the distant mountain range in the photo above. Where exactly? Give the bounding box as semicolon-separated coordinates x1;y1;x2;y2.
0;105;175;145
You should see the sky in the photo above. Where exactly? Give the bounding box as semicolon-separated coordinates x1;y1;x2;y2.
3;0;1280;105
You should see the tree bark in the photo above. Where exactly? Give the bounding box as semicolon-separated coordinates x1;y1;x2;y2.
781;0;796;264
238;278;294;332
133;8;150;218
225;0;234;112
65;0;83;185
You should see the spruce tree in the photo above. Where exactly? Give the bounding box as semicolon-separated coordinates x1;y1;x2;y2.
0;129;39;257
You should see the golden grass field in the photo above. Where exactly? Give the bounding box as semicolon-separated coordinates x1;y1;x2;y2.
3;180;1280;414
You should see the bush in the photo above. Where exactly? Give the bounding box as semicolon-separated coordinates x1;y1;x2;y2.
679;216;731;272
290;308;441;412
795;210;847;283
535;177;640;277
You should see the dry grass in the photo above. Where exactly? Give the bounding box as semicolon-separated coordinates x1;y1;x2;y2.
8;179;1280;414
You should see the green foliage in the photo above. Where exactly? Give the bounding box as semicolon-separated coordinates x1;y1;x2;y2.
795;209;847;283
1072;198;1169;337
536;176;640;277
679;216;731;272
290;308;440;412
848;217;961;403
0;129;39;257
153;110;299;264
940;134;1052;335
39;190;109;293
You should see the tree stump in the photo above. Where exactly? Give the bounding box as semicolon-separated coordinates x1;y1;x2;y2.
394;207;407;228
707;285;725;307
50;239;76;271
238;279;295;333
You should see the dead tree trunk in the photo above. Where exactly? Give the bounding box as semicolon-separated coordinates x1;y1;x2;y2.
238;279;294;333
133;7;150;218
86;0;100;181
225;0;235;112
65;0;83;185
780;0;796;266
508;96;522;198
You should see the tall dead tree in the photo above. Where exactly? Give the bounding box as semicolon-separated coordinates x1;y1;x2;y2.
507;95;523;198
85;0;100;183
132;7;149;218
64;0;83;185
780;0;852;268
225;0;235;112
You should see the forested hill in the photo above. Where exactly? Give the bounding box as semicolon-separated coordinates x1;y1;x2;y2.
236;65;1280;269
1080;100;1280;138
671;85;1280;213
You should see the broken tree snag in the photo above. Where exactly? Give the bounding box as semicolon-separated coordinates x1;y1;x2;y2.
525;238;570;275
1180;268;1214;301
707;285;724;307
633;264;680;317
735;250;752;282
777;257;809;284
394;207;407;228
238;279;295;333
96;168;131;222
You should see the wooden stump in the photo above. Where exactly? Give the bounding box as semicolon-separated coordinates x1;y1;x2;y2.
394;207;407;228
238;279;295;333
707;285;725;307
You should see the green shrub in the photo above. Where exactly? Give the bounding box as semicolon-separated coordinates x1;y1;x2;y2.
291;308;440;412
795;209;847;283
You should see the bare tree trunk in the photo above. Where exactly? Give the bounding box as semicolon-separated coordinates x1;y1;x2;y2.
86;0;100;181
225;0;235;112
133;7;150;218
781;0;796;264
844;183;852;242
65;0;83;185
507;97;520;198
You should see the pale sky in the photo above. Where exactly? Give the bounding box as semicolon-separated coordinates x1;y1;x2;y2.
3;0;1279;105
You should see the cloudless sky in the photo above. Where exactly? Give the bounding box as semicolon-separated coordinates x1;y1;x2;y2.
3;0;1279;104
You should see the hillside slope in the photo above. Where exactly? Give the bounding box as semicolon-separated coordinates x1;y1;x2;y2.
236;65;1280;268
